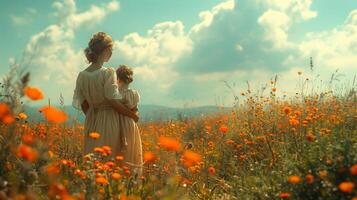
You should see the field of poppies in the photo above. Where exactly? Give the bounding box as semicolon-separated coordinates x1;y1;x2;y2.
0;66;356;199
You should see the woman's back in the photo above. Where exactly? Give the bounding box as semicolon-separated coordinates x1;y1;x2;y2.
73;66;122;109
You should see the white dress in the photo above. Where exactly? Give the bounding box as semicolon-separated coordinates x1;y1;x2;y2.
72;66;127;157
118;83;143;178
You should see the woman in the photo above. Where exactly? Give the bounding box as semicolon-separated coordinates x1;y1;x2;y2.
72;32;138;157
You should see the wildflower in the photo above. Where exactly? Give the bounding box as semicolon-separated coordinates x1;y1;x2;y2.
338;182;354;193
89;132;100;139
2;114;15;124
22;133;34;144
111;172;121;180
283;106;292;115
18;112;28;120
96;177;109;185
289;117;299;126
305;174;314;184
350;164;357;175
288;175;300;184
319;170;328;179
144;152;156;163
272;88;277;92
219;125;228;134
38;106;68;123
116;155;124;161
306;133;316;142
24;86;44;101
208;166;216;175
158;136;181;151
16;144;38;163
181;150;202;168
279;193;291;198
0;103;10;119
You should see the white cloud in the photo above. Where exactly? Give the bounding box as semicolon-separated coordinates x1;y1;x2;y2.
20;0;119;105
190;0;235;34
258;9;292;49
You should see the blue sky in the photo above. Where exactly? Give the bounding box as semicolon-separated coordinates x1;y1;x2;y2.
0;0;356;108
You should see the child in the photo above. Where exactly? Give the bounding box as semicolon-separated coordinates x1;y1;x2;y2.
116;64;143;179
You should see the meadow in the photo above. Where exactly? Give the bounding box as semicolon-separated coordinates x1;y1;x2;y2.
0;65;356;200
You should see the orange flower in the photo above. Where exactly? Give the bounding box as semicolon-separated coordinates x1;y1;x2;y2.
18;112;28;120
181;150;202;168
306;133;315;142
2;114;15;124
279;193;291;198
16;144;38;163
338;182;354;193
289;117;299;126
22;133;34;144
158;136;181;151
96;177;109;185
111;172;121;180
208;166;216;175
38;106;68;123
272;87;277;92
219;125;228;134
0;103;10;118
283;106;292;115
288;175;301;184
116;155;124;161
350;164;357;175
24;86;44;101
305;174;314;184
89;132;100;139
45;163;61;174
143;152;156;163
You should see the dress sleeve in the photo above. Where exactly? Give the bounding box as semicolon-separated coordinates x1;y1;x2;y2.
72;72;86;111
104;67;123;100
127;90;140;109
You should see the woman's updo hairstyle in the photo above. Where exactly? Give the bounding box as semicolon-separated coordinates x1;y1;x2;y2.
116;64;134;84
84;32;113;63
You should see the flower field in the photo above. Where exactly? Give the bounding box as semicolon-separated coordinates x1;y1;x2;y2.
0;68;356;199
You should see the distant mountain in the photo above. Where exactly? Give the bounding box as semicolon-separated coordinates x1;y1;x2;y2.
22;104;232;124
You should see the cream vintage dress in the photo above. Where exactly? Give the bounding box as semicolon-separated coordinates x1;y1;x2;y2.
118;83;143;178
72;66;127;157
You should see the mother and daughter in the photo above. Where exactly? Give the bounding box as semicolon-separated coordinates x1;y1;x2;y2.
72;32;143;178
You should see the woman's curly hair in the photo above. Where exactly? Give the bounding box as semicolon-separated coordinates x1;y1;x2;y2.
84;32;113;63
116;64;134;84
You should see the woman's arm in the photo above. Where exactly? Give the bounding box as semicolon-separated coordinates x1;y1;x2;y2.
81;100;89;115
108;99;139;122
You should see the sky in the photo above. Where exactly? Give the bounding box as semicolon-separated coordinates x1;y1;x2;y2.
0;0;356;108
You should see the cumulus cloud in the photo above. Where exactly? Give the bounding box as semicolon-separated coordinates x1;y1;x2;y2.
21;0;119;105
16;0;356;107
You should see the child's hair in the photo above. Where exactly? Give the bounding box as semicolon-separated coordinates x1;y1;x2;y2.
116;64;134;84
84;32;113;63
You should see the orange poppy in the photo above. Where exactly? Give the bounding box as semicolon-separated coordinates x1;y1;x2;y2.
143;151;156;163
288;175;300;184
16;144;38;163
181;150;202;168
24;86;44;101
305;174;314;184
351;164;357;175
208;166;216;175
158;136;181;151
96;177;109;185
89;132;100;139
338;182;354;193
38;106;68;123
